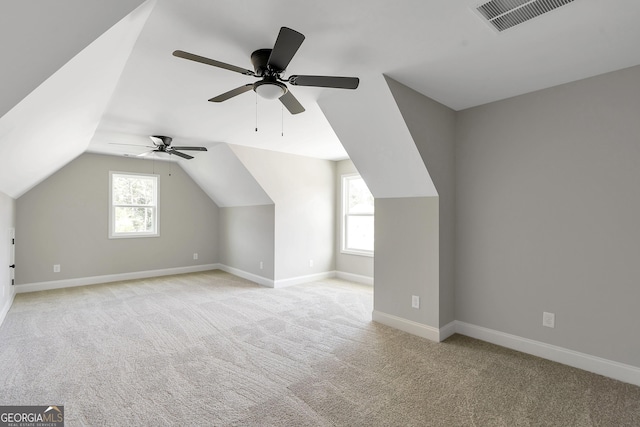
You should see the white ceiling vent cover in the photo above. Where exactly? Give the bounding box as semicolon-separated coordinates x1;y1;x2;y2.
476;0;575;32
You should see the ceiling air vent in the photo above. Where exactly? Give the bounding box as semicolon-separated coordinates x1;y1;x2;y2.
476;0;575;32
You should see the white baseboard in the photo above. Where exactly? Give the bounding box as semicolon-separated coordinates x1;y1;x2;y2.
372;310;441;342
370;314;640;386
215;264;274;287
0;290;16;328
335;271;373;286
439;320;457;341
274;271;336;288
15;265;350;293
15;264;219;294
217;266;352;288
455;321;640;387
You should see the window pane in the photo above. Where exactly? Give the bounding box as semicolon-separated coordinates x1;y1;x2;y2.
348;178;374;214
113;175;155;205
114;207;155;233
346;215;374;252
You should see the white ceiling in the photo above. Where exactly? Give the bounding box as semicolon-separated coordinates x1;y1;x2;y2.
0;0;146;119
2;0;640;197
87;0;640;162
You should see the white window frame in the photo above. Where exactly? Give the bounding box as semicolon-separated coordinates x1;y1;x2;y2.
109;171;160;239
341;173;374;257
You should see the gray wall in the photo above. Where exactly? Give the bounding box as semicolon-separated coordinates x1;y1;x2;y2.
375;197;439;327
15;153;220;284
456;65;640;366
335;159;374;279
320;75;441;332
219;204;275;280
0;191;16;315
386;76;457;326
230;145;336;281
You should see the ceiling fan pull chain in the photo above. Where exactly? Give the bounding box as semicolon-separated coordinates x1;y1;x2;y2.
255;92;258;132
281;104;284;137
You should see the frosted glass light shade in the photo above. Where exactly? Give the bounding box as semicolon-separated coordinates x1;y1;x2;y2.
254;81;286;99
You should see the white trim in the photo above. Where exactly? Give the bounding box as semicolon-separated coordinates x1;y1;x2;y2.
215;264;274;288
14;265;350;294
341;173;374;256
372;310;441;342
273;271;336;288
335;271;373;286
214;266;339;288
341;248;375;258
455;321;640;387
15;264;218;294
109;171;160;239
0;290;16;327
439;320;457;341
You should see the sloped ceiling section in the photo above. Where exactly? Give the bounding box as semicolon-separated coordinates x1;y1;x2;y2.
0;0;148;119
179;143;273;207
318;72;437;199
86;0;349;162
0;1;156;198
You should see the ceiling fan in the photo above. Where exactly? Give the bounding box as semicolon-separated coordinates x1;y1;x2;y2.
173;27;360;115
137;136;207;160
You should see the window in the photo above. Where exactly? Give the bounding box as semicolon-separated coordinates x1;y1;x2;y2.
342;174;374;256
109;172;159;238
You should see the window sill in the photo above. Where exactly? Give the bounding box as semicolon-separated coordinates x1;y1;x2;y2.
109;233;160;239
341;249;374;258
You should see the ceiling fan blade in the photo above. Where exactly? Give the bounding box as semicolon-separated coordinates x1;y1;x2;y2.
169;150;194;160
137;150;157;157
109;142;153;147
288;75;359;89
279;90;305;115
267;27;305;72
173;50;255;76
171;146;208;151
209;84;254;102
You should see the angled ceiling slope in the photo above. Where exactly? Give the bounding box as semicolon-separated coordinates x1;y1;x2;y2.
179;143;273;207
4;0;640;197
0;0;148;119
0;0;155;198
86;0;640;164
319;72;437;199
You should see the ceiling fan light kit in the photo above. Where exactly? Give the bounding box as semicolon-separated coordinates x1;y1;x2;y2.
254;79;287;99
173;27;360;115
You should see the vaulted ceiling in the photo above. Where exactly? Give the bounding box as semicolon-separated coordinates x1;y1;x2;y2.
2;0;640;199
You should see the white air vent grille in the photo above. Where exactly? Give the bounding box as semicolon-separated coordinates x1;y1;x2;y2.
476;0;575;32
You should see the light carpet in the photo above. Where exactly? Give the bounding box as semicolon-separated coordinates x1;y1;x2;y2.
1;270;639;426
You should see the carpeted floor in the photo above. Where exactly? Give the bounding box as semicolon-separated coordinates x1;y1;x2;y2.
1;270;639;426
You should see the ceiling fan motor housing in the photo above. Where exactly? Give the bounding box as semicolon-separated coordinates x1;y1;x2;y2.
151;135;172;147
251;49;273;76
251;49;288;99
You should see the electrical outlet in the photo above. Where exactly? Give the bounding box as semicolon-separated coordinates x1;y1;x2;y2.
53;264;60;273
412;295;420;309
193;253;198;260
259;261;264;270
543;312;555;328
309;259;314;267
